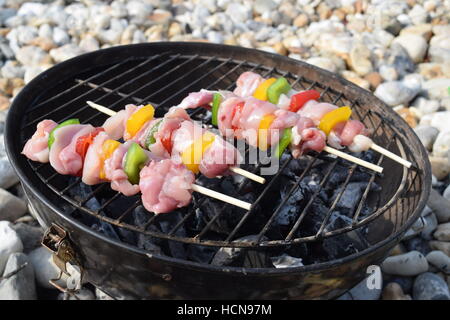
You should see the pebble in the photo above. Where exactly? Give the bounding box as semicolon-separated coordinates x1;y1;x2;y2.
443;185;450;201
429;241;450;256
0;221;23;274
1;60;25;79
421;210;438;240
421;111;450;134
393;34;428;63
306;57;337;73
28;246;68;289
413;272;450;300
225;3;252;24
52;27;70;46
418;62;450;80
364;72;382;89
433;131;450;158
0;188;27;222
382;282;412;300
381;251;429;276
422;79;450;100
434;222;450;241
349;42;373;76
293;13;309;28
428;189;450;222
254;0;277;15
24;65;48;84
338;275;382;300
341;70;370;90
403;237;431;255
386;276;414;293
379;64;398;81
0;96;9;111
0;252;36;300
374;81;419;107
399;24;433;41
49;43;84;63
414;125;439;151
96;287;114;300
15;45;52;67
426;251;450;274
11;222;43;253
412;97;440;115
79;35;99;52
430;156;450;181
59;288;96;300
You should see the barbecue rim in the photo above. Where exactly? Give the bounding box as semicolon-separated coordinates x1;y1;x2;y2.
5;42;431;272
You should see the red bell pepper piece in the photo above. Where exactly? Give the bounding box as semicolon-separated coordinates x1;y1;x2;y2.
289;90;321;112
75;127;104;160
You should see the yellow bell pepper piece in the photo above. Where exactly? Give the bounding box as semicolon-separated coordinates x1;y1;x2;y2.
258;114;276;151
99;139;121;180
126;104;155;138
253;78;276;101
318;106;352;136
181;132;216;174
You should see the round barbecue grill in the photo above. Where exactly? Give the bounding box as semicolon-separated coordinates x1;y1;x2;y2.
5;42;431;299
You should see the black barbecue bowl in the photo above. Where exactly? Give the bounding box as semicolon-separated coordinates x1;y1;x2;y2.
5;42;431;299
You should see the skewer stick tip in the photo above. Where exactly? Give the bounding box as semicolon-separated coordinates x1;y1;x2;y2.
229;166;266;184
370;143;412;169
323;146;383;173
86;101;117;116
192;184;252;211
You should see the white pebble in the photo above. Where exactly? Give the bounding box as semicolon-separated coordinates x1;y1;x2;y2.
0;221;23;275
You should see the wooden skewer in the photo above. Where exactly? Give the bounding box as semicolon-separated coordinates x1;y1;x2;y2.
229;166;266;184
87;101;266;184
370;143;411;168
353;135;412;169
192;184;251;210
323;146;383;173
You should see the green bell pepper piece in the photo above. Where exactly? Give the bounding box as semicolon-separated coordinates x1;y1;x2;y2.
267;77;291;104
124;142;148;185
48;118;80;149
144;119;162;149
274;127;292;158
211;92;222;126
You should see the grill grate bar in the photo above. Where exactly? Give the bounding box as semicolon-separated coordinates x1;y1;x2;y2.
116;199;142;223
79;183;109;206
27;57;136;112
60;177;82;194
285;160;338;241
352;136;394;223
315;164;358;237
23;53;168;128
80;53;202;125
66;53;186;125
74;79;149;105
226;155;296;243
139;56;223;105
98;192;123;211
254;156;317;243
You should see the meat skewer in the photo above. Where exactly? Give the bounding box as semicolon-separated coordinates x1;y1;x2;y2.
87;101;265;184
175;91;384;173
22;120;252;212
231;71;412;168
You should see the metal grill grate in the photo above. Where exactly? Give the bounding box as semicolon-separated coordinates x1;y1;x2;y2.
18;50;423;251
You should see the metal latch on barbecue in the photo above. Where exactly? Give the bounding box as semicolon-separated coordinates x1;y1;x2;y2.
42;223;84;297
